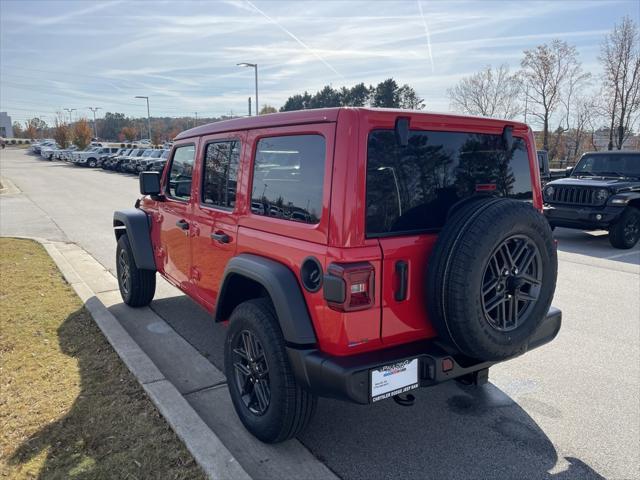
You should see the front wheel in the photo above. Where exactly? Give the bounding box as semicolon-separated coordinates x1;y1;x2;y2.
224;298;317;443
116;234;156;306
609;207;640;249
88;158;97;168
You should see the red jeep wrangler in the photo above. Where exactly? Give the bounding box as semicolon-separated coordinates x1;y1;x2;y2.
113;108;560;443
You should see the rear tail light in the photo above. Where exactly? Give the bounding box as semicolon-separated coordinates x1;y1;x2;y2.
323;262;375;312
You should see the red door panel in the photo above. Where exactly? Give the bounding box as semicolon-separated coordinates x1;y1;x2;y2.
378;235;439;346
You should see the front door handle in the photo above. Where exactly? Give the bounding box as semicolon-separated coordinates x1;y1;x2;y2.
176;219;189;230
210;232;230;244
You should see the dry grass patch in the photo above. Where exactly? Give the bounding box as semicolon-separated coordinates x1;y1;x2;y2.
0;238;206;479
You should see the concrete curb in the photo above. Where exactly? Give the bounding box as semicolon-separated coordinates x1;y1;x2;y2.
32;238;251;480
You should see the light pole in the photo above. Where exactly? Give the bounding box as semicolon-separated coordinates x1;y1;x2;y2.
134;96;151;141
87;107;101;139
194;112;198;127
64;108;76;124
237;62;258;115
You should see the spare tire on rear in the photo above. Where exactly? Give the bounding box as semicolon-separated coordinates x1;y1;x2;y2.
427;197;557;361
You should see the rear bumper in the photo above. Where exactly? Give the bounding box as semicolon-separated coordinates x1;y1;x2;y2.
544;204;624;229
287;307;562;404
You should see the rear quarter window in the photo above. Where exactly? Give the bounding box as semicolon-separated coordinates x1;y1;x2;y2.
251;134;325;224
366;130;532;236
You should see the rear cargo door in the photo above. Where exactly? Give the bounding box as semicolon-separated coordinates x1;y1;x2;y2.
366;128;534;346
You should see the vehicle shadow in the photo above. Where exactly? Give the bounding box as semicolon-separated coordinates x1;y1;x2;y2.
8;306;194;478
554;227;640;266
149;295;605;480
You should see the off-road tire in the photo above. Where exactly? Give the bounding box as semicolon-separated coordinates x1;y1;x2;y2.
88;158;97;168
116;234;156;307
224;298;317;443
609;207;640;249
427;198;557;361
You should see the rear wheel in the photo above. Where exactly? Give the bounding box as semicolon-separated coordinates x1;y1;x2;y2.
224;298;317;443
116;234;156;307
609;207;640;249
427;198;557;361
88;158;97;168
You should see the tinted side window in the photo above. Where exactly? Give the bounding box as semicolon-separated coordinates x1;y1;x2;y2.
167;145;195;200
251;135;325;224
202;140;240;209
366;130;532;236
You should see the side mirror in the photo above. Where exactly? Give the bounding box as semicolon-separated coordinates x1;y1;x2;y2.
139;171;161;195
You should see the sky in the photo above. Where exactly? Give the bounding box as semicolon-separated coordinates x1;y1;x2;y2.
1;0;638;127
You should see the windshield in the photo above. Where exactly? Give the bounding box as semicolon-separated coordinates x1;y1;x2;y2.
142;150;154;157
161;150;170;159
573;154;640;178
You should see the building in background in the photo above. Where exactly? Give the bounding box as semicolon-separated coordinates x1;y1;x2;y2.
0;112;13;138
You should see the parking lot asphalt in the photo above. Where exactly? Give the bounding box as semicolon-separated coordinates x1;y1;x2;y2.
1;148;638;480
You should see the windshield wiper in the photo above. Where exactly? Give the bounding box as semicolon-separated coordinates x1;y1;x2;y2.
595;171;628;177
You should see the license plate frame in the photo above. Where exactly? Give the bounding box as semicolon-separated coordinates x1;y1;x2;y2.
370;358;419;403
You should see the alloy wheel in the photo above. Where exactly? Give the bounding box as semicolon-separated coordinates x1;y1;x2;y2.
118;249;130;295
232;329;270;415
481;235;542;332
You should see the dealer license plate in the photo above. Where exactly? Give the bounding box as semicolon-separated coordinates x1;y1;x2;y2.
370;358;419;402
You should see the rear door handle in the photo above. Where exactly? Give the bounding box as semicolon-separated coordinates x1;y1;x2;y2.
210;232;230;244
176;219;189;230
395;260;408;301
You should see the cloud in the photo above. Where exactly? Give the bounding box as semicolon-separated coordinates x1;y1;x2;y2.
240;0;344;79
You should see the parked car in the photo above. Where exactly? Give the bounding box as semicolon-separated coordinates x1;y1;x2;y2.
98;148;128;168
114;108;561;443
135;149;165;172
53;145;78;160
117;148;147;172
103;148;131;170
40;144;61;160
30;140;56;154
543;151;640;248
75;147;119;167
149;150;170;172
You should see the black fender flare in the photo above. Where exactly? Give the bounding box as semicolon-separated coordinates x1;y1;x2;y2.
113;208;156;271
216;254;317;346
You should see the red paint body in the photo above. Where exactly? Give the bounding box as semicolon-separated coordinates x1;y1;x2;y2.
141;108;541;357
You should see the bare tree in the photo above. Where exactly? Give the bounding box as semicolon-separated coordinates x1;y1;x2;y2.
447;64;521;119
600;16;640;150
520;40;583;151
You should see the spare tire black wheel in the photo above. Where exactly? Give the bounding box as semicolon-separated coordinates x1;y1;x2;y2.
427;198;557;361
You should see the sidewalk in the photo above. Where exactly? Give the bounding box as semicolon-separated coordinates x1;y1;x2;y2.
36;239;338;480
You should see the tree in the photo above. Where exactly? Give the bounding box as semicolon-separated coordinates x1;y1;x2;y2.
398;84;426;110
520;40;583;151
259;105;278;115
12;122;23;138
371;78;401;107
73;118;93;150
53;115;72;148
309;85;342;108
280;92;312;112
339;83;371;106
600;16;640;150
121;126;137;142
24;117;47;139
447;64;521;119
371;79;424;109
98;112;129;141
